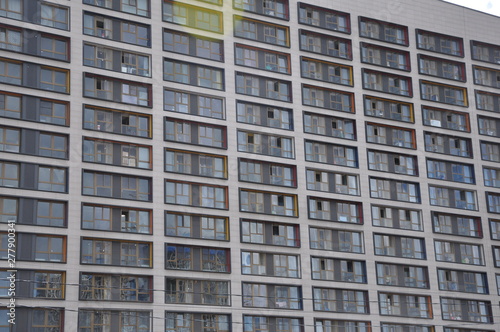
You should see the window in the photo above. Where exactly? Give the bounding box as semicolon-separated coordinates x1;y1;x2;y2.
84;12;151;46
83;138;151;169
481;140;500;162
366;123;416;149
165;118;227;149
0;126;19;152
84;0;150;17
473;65;500;89
376;263;428;288
83;43;150;77
367;150;418;176
165;149;227;179
432;212;482;238
362;69;412;97
164;29;223;61
379;293;432;318
235;44;290;74
36;200;66;227
426;159;474;183
303;112;355;140
164;89;225;119
298;3;349;32
364;95;413;123
472;40;500;64
369;177;420;203
165;278;230;306
361;42;410;71
10;308;64;331
476;90;500;112
311;257;366;283
244;316;304;332
239;159;296;187
0;91;21;119
418;54;466;81
487;191;500;213
38;166;66;193
83;170;152;201
164;59;224;90
165;244;230;272
0;269;64;299
420;80;468;106
240;189;298;217
165;180;228;210
234;0;288;18
309;227;364;253
429;185;477;210
478;115;500;137
299;29;352;59
237;101;293;130
237;131;294;158
313;287;368;313
441;297;493;323
308;197;362;224
80;273;152;302
374;234;426;259
0;25;20;52
79;310;151;332
236;72;292;102
242;251;300;278
301;57;353;86
422;106;469;131
83;105;151;138
240;219;300;247
302;84;354;112
359;17;408;45
84;73;152;107
165;312;230;332
40;3;68;30
424;132;472;157
242;282;302;309
0;0;22;20
81;238;152;267
417;29;463;56
434;240;484;265
166;211;228;241
437;269;488;294
316;320;371;332
234;16;289;46
0;57;21;85
163;0;222;33
305;140;358;167
306;169;359;196
372;205;423;231
82;204;151;234
0;196;17;223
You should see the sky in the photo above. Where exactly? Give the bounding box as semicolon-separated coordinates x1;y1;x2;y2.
445;0;500;16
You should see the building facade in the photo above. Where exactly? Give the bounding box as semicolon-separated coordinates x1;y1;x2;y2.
1;0;500;331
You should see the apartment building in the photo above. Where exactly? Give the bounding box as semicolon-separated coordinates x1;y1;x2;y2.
1;0;500;331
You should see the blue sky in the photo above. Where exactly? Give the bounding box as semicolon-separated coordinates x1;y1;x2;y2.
445;0;500;16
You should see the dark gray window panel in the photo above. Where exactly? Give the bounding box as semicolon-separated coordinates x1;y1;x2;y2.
83;11;151;47
374;234;426;259
431;211;482;237
360;42;411;71
367;149;418;176
164;89;225;119
416;29;464;57
311;256;367;283
472;40;500;64
0;91;69;126
437;268;488;294
0;195;67;227
376;262;429;288
235;0;289;19
83;0;150;17
424;132;472;157
163;28;224;62
422;106;469;132
0;23;70;61
238;158;296;187
299;29;352;60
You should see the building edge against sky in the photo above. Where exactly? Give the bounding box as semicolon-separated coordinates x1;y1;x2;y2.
1;0;500;331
